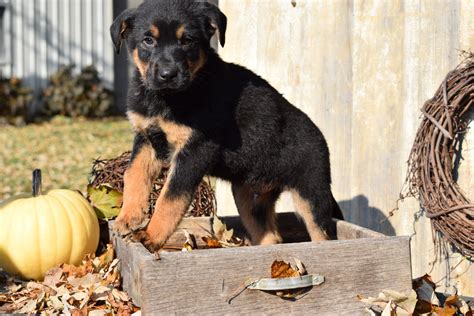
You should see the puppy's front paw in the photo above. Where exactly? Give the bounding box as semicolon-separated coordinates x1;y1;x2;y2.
112;217;133;236
112;213;147;236
132;230;163;253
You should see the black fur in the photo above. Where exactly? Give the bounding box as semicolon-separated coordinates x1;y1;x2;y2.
111;0;343;245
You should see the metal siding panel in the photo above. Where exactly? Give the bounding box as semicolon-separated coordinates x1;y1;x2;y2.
95;0;104;75
24;0;36;90
71;0;82;70
103;0;114;88
3;0;12;77
37;0;48;89
12;0;24;78
60;0;71;66
83;0;93;66
47;0;59;77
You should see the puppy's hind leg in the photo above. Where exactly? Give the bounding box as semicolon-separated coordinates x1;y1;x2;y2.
231;183;282;245
291;188;339;240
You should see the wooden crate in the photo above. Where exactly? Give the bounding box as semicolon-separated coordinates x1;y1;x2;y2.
110;213;412;315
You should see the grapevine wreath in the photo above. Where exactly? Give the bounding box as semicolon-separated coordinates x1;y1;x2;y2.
403;53;474;257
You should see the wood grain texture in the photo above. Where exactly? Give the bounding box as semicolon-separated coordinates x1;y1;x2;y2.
110;215;410;314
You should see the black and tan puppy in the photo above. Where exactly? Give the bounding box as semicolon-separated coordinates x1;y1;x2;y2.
110;0;343;251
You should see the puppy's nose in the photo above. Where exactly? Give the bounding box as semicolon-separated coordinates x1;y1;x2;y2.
158;67;178;82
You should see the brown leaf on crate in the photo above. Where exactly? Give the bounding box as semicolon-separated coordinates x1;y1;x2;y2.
271;260;300;278
212;216;233;242
268;258;310;299
199;216;244;248
202;236;223;248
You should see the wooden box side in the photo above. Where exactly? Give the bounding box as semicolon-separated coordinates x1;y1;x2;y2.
137;237;411;314
111;228;411;314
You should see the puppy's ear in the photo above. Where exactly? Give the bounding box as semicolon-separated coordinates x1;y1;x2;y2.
110;8;136;54
199;2;227;47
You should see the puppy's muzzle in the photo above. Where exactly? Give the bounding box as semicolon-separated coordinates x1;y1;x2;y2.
158;66;178;83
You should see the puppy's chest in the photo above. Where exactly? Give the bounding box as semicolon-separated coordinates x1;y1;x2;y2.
127;112;192;151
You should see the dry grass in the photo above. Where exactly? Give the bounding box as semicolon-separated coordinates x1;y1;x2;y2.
0;116;133;200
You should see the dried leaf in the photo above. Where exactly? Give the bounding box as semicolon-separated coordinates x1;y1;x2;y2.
112;288;129;302
433;305;458;316
95;244;115;271
17;299;37;313
202;236;222;249
181;229;197;251
413;274;440;306
271;260;301;278
43;267;64;288
71;291;88;302
68;273;100;289
292;257;306;275
212;216;233;242
89;310;108;316
381;301;394;316
0;244;138;315
359;290;417;315
87;184;123;219
49;295;63;309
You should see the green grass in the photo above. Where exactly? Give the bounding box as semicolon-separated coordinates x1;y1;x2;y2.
0;116;133;200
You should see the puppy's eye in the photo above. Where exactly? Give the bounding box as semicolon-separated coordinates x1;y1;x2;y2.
180;36;193;47
142;36;156;47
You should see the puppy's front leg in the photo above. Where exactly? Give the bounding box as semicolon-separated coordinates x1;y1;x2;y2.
135;139;216;252
113;133;162;235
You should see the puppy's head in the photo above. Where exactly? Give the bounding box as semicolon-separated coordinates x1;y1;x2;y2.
110;0;226;92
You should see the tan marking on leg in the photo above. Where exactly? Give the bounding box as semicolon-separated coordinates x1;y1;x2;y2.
150;24;160;39
133;48;148;78
175;24;185;40
141;164;192;250
114;144;162;235
188;49;206;77
232;184;282;245
291;190;329;241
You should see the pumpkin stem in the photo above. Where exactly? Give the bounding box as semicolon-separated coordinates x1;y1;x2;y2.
32;169;42;197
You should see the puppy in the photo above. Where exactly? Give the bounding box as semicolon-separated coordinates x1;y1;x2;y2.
110;0;343;252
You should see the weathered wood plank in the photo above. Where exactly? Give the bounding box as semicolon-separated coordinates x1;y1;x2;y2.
113;235;155;307
110;215;410;314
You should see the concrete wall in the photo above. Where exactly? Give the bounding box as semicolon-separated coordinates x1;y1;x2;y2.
216;0;474;295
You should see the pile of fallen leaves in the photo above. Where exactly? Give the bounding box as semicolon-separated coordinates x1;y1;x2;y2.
0;245;139;315
358;274;473;315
